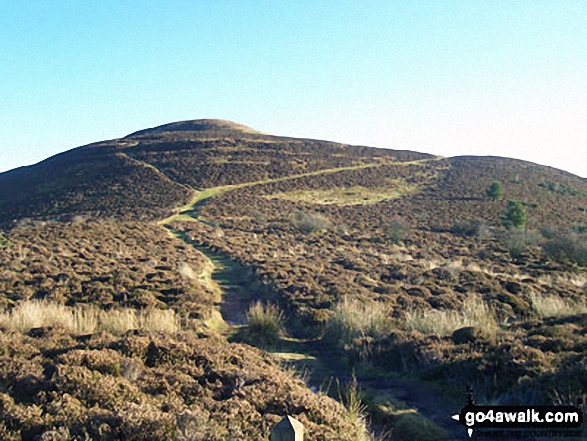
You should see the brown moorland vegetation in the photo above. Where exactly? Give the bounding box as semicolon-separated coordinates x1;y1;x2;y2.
1;120;586;439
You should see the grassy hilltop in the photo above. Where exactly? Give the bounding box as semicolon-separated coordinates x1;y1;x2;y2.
0;120;586;440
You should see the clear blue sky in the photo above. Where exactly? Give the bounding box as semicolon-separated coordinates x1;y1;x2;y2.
1;1;586;177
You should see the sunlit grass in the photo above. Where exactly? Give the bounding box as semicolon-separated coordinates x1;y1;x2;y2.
529;292;587;318
327;297;392;344
404;296;497;336
0;300;181;334
244;301;285;347
267;182;418;206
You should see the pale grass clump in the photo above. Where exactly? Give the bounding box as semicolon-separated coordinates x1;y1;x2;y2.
529;292;587;318
339;375;372;441
404;296;497;336
244;301;285;347
0;300;181;335
178;261;197;280
327;297;392;344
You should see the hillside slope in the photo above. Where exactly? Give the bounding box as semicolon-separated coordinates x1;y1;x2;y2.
1;120;586;439
0;120;432;226
1;120;585;229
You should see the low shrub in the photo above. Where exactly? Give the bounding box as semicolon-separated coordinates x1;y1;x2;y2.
250;210;268;225
383;217;410;245
539;225;558;240
542;230;587;266
501;229;541;259
450;219;490;238
291;211;331;234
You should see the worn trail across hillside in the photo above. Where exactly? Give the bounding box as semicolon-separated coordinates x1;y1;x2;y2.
158;157;438;225
159;165;465;439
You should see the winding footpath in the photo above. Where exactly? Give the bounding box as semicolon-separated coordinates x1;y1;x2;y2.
154;160;465;440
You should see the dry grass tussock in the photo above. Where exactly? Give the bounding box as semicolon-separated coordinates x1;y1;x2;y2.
537;273;587;289
244;301;285;347
0;300;181;334
327;297;392;343
529;292;587;318
339;375;373;441
404;295;497;336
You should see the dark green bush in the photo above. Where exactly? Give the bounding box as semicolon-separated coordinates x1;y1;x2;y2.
502;200;526;229
486;180;503;200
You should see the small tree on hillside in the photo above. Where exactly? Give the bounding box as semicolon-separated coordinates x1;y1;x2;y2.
486;180;503;200
502;200;526;229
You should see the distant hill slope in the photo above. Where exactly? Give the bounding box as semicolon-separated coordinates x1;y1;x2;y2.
1;119;585;227
0;143;193;225
0;119;432;225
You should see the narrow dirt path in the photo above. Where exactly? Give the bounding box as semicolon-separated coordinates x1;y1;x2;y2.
171;226;465;439
362;377;467;439
157;157;464;439
164;234;463;439
169;228;260;326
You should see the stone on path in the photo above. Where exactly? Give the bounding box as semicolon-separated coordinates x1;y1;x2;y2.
270;415;304;441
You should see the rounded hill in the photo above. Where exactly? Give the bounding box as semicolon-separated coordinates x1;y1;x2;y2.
125;119;263;138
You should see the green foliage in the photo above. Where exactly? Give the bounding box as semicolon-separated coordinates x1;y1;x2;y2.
291;210;331;234
502;200;526;229
244;301;285;347
0;233;12;249
539;181;587;197
486;180;503;200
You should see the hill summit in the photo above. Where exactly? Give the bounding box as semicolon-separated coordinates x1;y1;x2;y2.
125;119;263;137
